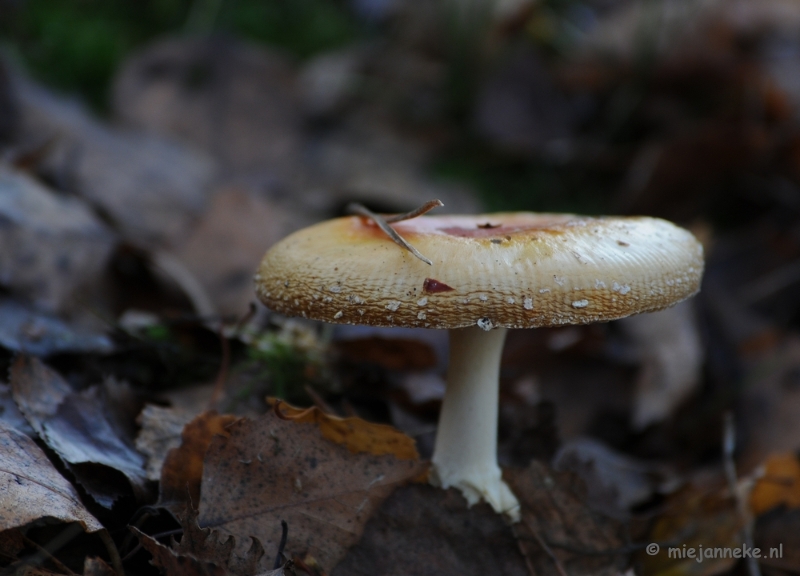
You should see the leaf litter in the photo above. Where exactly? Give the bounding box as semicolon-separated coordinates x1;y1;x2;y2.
0;421;102;533
10;356;149;508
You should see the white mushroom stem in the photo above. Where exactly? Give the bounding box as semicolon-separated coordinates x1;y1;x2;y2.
430;325;521;522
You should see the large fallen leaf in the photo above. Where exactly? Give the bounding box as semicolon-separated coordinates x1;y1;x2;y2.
198;410;424;572
159;411;239;510
751;453;800;516
332;484;528;576
269;399;419;460
506;461;628;576
133;509;284;576
10;356;148;507
0;421;102;532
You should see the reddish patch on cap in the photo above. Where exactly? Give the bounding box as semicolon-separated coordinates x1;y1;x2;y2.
423;278;455;293
439;217;573;238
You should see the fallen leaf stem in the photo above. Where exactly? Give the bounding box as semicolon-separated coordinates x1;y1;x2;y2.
346;200;444;266
98;529;125;576
723;412;761;576
383;199;444;223
21;529;79;576
121;528;184;562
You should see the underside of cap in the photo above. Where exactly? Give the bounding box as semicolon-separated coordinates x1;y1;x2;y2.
255;213;704;330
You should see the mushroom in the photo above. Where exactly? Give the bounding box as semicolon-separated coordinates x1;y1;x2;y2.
254;211;704;522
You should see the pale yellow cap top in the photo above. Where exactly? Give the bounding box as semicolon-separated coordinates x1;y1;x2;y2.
255;213;704;330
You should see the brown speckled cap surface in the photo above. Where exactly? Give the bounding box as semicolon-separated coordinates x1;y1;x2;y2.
255;213;704;330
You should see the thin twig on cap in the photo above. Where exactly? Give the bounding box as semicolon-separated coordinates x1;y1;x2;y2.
347;200;443;266
384;199;444;222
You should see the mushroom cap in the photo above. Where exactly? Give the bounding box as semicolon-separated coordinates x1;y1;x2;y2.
255;213;704;330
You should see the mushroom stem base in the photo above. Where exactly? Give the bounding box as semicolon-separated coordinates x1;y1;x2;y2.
430;326;521;522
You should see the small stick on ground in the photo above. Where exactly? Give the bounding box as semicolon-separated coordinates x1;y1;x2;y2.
723;412;761;576
210;304;257;410
274;520;289;570
347;200;443;266
304;384;339;416
121;528;184;563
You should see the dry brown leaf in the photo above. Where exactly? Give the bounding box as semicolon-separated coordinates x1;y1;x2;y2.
134;526;226;576
751;453;800;516
159;411;240;510
269;399;420;461
0;421;102;532
10;356;148;507
132;509;284;576
198;410;425;572
506;461;628;576
331;484;528;576
639;483;742;576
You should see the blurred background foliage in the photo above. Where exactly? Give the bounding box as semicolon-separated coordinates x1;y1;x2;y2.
0;0;612;214
0;0;360;110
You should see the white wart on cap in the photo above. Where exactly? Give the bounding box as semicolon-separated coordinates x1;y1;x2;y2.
255;213;704;329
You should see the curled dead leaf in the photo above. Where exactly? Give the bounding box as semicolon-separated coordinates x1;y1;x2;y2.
269;398;419;460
